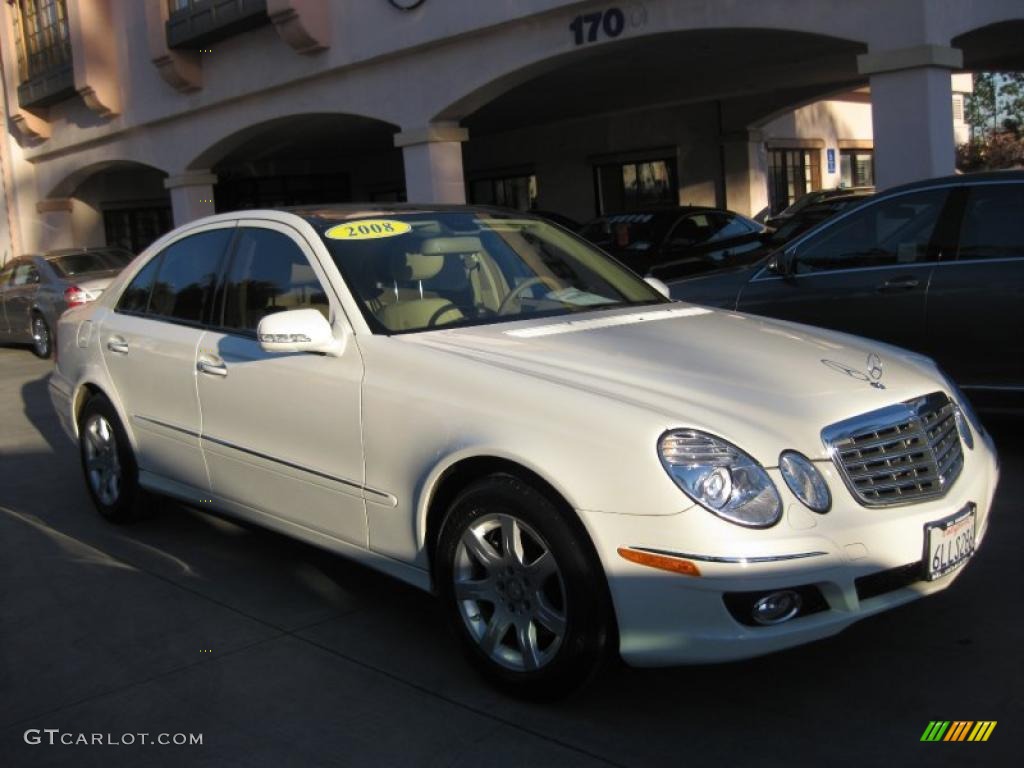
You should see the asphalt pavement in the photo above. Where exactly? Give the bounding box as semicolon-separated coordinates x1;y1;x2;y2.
0;345;1019;767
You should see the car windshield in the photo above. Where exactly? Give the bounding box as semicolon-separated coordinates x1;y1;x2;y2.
48;249;132;277
578;212;678;252
308;210;667;334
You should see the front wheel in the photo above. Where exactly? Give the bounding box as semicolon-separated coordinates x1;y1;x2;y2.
78;394;145;523
435;474;614;698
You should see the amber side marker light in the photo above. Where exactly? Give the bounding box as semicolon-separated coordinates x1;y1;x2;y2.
617;547;701;577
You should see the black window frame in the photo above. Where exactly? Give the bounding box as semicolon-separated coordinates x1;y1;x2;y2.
208;225;333;341
952;182;1024;263
787;186;958;275
114;226;236;329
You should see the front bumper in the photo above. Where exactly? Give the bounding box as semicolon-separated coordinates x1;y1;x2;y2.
48;369;77;441
580;431;999;667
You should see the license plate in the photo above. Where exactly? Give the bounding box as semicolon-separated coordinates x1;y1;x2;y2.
924;504;976;581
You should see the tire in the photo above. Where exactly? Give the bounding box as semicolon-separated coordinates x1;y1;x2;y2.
31;313;51;359
78;394;145;523
435;474;614;698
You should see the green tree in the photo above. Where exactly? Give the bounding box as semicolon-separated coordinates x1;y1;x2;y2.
965;72;997;138
999;73;1024;132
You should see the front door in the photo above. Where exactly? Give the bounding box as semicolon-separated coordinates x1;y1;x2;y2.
196;222;367;546
736;187;953;352
99;225;235;493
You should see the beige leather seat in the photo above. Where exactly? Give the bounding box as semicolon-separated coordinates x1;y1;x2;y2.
377;252;464;331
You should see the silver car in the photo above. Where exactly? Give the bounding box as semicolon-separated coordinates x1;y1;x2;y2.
0;248;133;358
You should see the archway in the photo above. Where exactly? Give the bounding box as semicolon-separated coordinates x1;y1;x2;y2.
436;27;868;222
189;113;403;211
46;161;172;253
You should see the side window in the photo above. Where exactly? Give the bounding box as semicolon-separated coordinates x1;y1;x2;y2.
707;213;759;243
149;229;233;323
958;184;1024;261
11;262;40;286
668;214;717;248
0;264;15;287
220;228;329;333
117;256;161;315
793;189;948;274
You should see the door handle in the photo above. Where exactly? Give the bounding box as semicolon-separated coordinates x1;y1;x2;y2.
106;337;129;354
197;359;228;377
876;277;920;293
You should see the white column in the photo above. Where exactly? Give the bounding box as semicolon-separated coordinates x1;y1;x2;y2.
858;45;962;190
164;171;218;226
720;130;769;218
394;123;468;204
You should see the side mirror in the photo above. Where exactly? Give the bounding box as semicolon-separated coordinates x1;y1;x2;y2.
257;308;346;357
644;276;672;299
767;249;796;278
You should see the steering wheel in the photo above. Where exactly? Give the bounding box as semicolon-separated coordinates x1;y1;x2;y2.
497;276;565;315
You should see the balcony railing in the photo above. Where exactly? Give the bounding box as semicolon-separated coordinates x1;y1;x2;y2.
166;0;269;50
12;0;75;109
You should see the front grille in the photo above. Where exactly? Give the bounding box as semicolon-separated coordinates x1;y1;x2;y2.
822;392;964;507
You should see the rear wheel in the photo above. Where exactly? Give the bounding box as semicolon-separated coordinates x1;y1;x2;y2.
436;474;613;698
31;313;51;358
78;394;145;523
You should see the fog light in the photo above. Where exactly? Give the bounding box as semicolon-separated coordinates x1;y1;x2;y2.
752;590;802;625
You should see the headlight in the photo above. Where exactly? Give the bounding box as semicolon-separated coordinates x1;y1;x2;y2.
779;451;831;513
659;430;782;528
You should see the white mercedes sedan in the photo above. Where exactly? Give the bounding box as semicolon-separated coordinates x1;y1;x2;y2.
50;206;999;696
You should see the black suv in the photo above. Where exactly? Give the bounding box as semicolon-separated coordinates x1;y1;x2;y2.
666;171;1024;412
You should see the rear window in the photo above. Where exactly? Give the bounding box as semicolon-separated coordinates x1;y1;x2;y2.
579;212;678;252
49;250;132;277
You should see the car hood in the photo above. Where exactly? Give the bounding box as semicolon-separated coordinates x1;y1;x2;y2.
406;304;946;464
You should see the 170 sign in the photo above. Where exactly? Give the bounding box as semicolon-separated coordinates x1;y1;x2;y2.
569;8;627;46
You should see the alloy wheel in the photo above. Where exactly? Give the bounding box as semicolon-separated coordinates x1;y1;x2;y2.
83;414;122;507
32;316;50;357
453;513;568;671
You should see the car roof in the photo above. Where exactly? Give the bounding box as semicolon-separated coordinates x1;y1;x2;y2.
41;246;132;259
886;169;1024;194
286;203;544;222
596;206;726;218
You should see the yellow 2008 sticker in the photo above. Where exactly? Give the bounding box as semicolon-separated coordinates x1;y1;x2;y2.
325;219;412;240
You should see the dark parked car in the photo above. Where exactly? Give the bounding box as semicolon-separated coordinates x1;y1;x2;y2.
764;190;874;245
666;171;1024;412
579;207;766;278
764;186;874;229
0;247;133;358
645;192;875;283
530;209;581;231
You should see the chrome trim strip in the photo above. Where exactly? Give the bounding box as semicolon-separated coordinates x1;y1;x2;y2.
133;415;394;503
632;546;828;564
133;414;200;438
200;433;393;500
751;260;938;283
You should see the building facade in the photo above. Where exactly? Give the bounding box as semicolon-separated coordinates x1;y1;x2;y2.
0;0;1020;263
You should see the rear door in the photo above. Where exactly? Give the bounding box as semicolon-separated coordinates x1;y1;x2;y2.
100;225;235;492
0;262;15;335
925;181;1024;403
736;187;953;351
4;259;43;341
195;222;367;546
